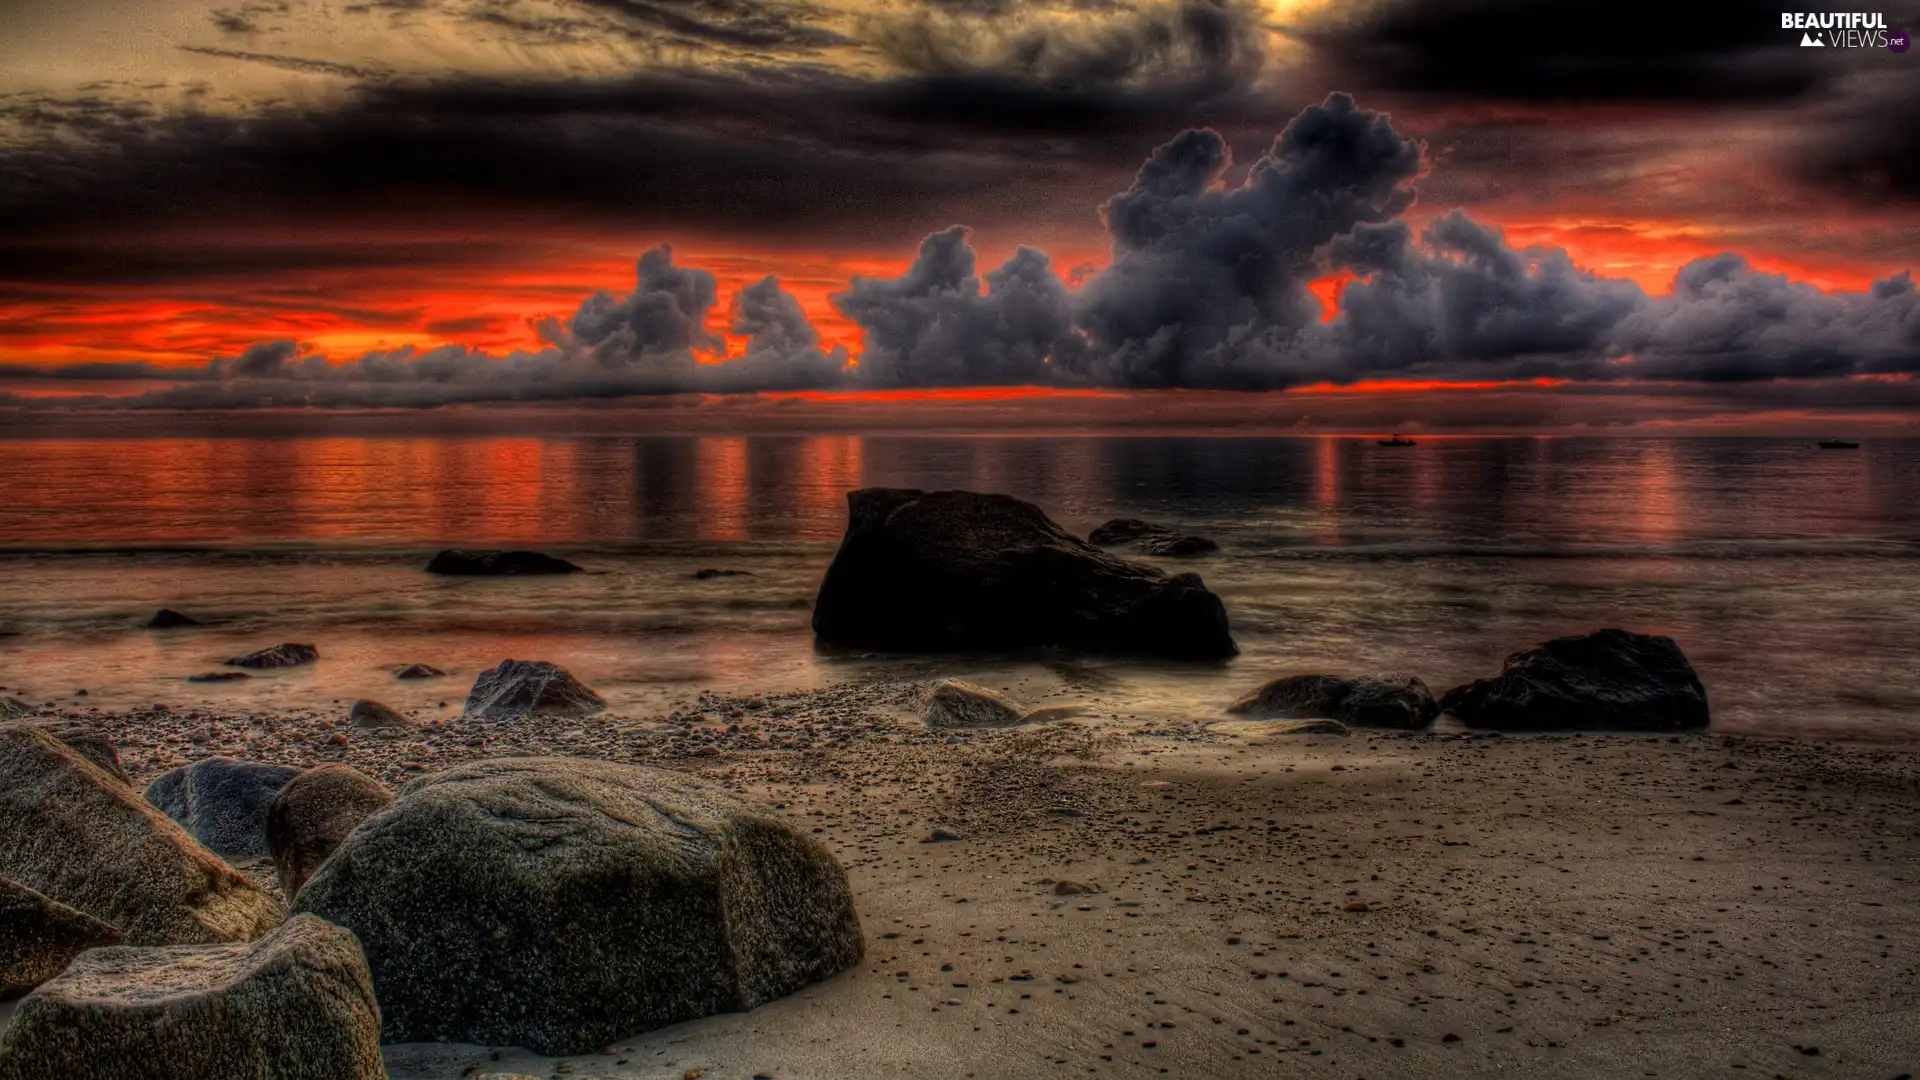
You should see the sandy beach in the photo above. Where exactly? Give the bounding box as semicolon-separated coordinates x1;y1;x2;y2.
7;675;1916;1079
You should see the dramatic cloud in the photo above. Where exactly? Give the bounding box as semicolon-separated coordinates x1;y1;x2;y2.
6;94;1918;410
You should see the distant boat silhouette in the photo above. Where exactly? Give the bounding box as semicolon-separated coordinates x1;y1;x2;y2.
1817;439;1860;449
1378;435;1417;447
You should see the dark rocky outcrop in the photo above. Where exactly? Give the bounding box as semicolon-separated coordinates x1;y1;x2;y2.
1;877;122;1000
393;664;444;680
186;671;250;683
267;765;393;900
812;489;1236;659
693;568;753;580
3;721;128;784
1439;629;1711;732
146;609;201;629
144;758;305;860
424;549;582;576
347;700;411;731
0;727;282;946
923;679;1025;730
224;643;319;670
1228;673;1439;730
295;757;863;1054
1087;518;1220;557
463;659;606;719
0;914;386;1080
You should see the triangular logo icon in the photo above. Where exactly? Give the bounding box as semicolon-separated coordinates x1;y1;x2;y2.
1801;31;1824;45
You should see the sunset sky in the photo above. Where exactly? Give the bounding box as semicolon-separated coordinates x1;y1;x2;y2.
1;0;1917;430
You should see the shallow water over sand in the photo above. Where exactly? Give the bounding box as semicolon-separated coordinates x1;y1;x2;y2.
1;434;1916;742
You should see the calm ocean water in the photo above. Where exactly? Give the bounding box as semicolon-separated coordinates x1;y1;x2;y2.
0;434;1916;742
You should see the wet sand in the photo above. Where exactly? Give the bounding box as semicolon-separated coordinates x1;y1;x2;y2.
7;681;1919;1078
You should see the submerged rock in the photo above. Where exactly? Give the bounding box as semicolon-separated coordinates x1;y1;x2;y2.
393;664;444;680
146;608;201;629
1228;673;1439;730
347;700;411;730
424;549;582;576
224;643;319;670
1087;518;1220;557
693;568;753;580
0;914;385;1080
1;877;122;1000
923;679;1026;730
295;757;863;1054
1439;628;1711;732
186;671;250;683
463;659;606;720
812;488;1236;659
144;758;305;860
267;765;393;900
0;727;281;946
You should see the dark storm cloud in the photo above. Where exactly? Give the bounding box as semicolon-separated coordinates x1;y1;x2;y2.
1787;70;1920;202
564;0;854;49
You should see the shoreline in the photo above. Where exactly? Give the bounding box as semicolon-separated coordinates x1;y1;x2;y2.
6;679;1918;1078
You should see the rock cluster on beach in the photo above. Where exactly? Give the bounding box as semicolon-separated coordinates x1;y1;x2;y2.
812;488;1237;659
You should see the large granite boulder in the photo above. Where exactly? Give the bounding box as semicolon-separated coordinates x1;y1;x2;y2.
1228;673;1439;730
923;679;1025;730
225;643;319;669
1087;518;1220;557
1;877;122;1000
1439;629;1710;732
267;765;393;900
0;727;282;946
463;660;606;719
296;758;863;1054
144;758;305;860
424;549;582;576
3;721;128;784
0;914;386;1080
812;489;1236;659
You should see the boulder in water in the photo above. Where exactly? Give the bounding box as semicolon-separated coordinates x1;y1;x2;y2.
146;609;201;629
693;568;753;580
186;671;250;683
267;765;393;899
143;758;305;860
1439;629;1710;732
0;727;282;946
224;643;319;669
463;659;605;719
1228;673;1438;730
393;664;444;680
295;757;863;1054
0;913;385;1080
347;700;411;730
812;489;1236;659
923;679;1025;730
1;876;122;1000
424;549;582;576
1087;518;1220;557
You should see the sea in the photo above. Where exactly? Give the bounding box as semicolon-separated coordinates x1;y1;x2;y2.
1;434;1916;744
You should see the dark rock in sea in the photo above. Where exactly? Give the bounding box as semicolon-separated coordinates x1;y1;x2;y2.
463;659;606;720
1439;628;1711;732
143;758;305;861
267;765;393;900
224;643;319;669
424;549;583;576
393;664;444;680
0;914;385;1079
1228;673;1439;730
295;757;863;1054
347;700;411;731
146;608;201;629
2;721;127;785
0;727;282;946
693;568;753;580
186;671;251;683
1;876;122;1001
1088;518;1220;557
923;679;1025;730
812;489;1237;659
